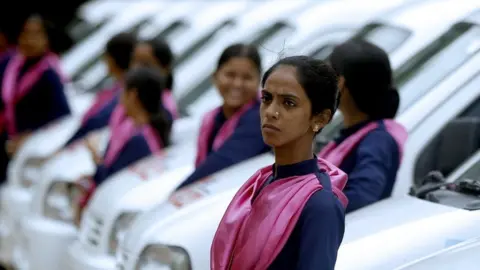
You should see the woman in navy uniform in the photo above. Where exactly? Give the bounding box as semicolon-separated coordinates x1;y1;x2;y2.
0;15;70;180
319;40;407;213
66;32;137;145
178;43;270;189
130;38;177;120
212;56;347;270
76;67;172;217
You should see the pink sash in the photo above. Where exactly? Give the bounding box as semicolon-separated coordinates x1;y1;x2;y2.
211;158;348;270
78;106;163;209
162;89;178;119
195;101;256;167
81;83;122;125
103;105;163;167
1;52;65;136
318;120;408;167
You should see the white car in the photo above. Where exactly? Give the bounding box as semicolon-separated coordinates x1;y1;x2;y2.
115;8;480;269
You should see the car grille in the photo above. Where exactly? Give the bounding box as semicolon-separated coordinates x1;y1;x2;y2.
81;211;104;250
116;249;129;270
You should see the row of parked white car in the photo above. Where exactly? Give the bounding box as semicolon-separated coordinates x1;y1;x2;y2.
1;0;480;269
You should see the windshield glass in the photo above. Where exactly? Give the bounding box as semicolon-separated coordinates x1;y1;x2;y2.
395;22;480;113
353;23;411;53
174;21;234;67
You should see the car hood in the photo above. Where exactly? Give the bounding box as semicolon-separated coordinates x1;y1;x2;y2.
87;139;197;216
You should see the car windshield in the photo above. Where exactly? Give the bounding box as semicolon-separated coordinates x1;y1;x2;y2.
453;151;480;184
353;23;411;53
395;22;480;113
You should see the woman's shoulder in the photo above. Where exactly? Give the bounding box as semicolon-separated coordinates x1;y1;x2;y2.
305;173;345;218
360;124;400;152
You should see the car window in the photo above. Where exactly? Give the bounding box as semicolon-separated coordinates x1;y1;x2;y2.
353;23;411;53
174;21;234;67
395;22;480;113
414;74;480;185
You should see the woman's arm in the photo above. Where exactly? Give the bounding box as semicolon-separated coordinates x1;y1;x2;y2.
296;191;345;270
343;130;400;213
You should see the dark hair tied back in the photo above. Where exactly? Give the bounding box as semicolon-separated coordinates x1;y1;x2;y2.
217;43;262;75
125;67;172;146
329;39;399;119
262;56;339;123
146;38;175;90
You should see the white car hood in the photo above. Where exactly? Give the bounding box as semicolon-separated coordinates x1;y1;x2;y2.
337;204;480;269
125;195;480;270
87;139;197;216
122;154;274;252
395;237;480;270
19;115;83;157
343;195;464;242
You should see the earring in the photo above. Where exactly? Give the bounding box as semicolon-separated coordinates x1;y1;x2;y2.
313;125;319;132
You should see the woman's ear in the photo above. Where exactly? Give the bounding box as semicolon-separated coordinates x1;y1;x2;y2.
311;109;332;132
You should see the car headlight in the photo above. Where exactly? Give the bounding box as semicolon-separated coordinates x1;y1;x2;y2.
21;157;47;188
135;244;191;270
109;212;138;255
43;182;80;223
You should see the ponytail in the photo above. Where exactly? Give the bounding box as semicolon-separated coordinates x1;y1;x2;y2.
165;72;174;90
149;110;172;147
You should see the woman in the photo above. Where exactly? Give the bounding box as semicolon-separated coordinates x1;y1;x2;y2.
178;43;270;189
318;40;407;213
130;38;177;119
211;56;348;270
66;32;136;145
0;15;70;180
77;67;172;211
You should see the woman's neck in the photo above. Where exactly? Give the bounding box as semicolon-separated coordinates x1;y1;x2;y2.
342;110;370;128
222;105;238;119
273;136;314;169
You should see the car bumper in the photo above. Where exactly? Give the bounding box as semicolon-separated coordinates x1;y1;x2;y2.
21;216;77;270
0;185;32;265
66;240;116;270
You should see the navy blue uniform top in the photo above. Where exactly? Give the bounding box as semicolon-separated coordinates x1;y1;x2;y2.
178;101;270;188
258;158;345;270
336;120;400;213
93;133;153;186
66;95;120;145
66;95;174;146
0;54;71;135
